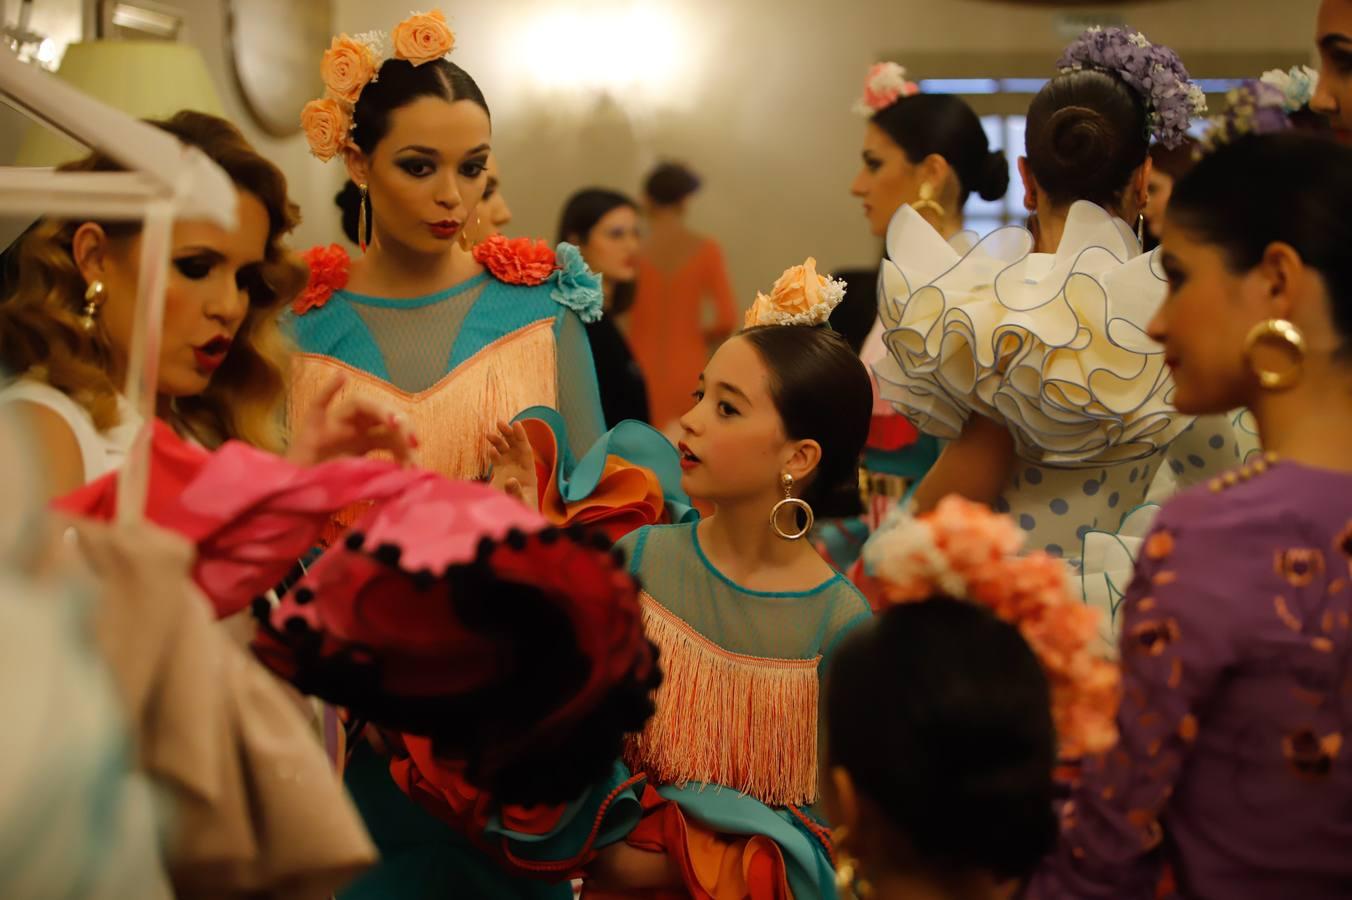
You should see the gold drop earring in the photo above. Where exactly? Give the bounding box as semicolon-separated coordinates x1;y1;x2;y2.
80;280;106;331
458;214;482;252
357;183;369;254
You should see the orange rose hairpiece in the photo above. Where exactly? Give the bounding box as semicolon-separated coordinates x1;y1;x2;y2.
302;12;458;162
743;257;846;328
863;496;1121;758
392;10;456;65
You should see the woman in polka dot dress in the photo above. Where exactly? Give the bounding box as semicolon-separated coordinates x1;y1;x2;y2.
870;31;1251;641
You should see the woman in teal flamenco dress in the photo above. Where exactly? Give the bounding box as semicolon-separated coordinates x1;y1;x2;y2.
289;16;687;898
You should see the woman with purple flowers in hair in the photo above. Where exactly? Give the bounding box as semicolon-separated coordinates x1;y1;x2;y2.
1028;83;1352;899
867;28;1251;646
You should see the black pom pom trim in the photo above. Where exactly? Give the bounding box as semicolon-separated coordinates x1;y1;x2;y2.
505;528;527;551
293;588;316;606
345;531;366;552
374;543;403;566
539;527;559;545
412;569;436;591
475;536;496;564
250;596;272;620
284;616;309;635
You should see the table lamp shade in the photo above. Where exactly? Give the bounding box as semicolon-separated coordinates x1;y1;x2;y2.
15;41;225;167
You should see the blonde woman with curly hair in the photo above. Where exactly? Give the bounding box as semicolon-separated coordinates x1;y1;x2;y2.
0;111;414;499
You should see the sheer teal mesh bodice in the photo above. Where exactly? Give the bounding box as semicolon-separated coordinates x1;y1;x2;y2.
616;522;871;665
290;274;605;460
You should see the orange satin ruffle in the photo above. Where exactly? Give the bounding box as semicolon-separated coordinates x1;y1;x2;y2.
585;784;790;900
521;419;670;543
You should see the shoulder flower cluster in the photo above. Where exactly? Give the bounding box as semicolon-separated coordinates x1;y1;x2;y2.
293;244;351;315
864;496;1121;758
472;235;558;286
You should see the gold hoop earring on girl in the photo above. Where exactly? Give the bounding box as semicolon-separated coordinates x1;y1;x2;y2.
770;472;814;540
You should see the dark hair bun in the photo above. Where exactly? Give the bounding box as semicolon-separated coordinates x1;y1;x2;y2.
1025;69;1149;209
976;150;1011;202
335;180;362;247
826;600;1057;880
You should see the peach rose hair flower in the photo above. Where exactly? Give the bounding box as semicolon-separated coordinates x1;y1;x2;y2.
864;496;1122;758
321;35;381;104
301;98;351;163
302;13;458;162
392;10;456;66
743;257;846;328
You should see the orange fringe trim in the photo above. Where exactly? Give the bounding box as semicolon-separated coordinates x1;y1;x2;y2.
289;319;558;482
625;594;820;808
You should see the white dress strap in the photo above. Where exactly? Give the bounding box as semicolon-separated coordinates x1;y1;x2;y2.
0;380;133;484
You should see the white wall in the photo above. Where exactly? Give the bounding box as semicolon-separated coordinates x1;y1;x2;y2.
333;0;1320;305
4;0;1323;305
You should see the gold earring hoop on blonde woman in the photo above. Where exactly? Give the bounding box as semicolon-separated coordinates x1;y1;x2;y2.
770;472;814;540
1244;318;1305;390
80;280;106;332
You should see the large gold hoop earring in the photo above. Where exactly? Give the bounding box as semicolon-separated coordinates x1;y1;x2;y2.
80;280;106;332
770;472;814;541
357;183;369;254
1244;318;1305;390
909;181;945;220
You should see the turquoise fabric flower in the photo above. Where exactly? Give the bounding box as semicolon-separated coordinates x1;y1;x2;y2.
550;242;604;323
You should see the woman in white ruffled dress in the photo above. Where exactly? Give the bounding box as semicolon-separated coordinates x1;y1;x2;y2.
871;29;1256;644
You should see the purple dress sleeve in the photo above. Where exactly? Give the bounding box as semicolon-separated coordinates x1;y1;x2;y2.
1027;501;1244;898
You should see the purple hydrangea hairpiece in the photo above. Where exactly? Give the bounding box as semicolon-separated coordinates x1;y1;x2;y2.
1056;27;1207;149
1198;80;1292;155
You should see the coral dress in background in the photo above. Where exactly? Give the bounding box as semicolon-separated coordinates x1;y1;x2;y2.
629;239;738;431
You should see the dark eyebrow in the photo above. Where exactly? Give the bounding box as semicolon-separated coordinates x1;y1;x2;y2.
174;245;225;260
394;145;441;156
463;143;491;159
1319;33;1352;50
1159;250;1182;268
714;380;750;403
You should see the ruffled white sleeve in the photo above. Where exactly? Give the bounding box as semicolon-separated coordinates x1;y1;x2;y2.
873;201;1194;466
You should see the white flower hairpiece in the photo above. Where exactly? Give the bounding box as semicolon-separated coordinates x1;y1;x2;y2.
1260;65;1319;112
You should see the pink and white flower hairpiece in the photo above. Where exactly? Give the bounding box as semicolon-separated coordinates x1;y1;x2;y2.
864;496;1121;758
853;61;921;117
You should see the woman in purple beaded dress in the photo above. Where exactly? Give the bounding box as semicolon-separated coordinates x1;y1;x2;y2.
1028;109;1352;897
